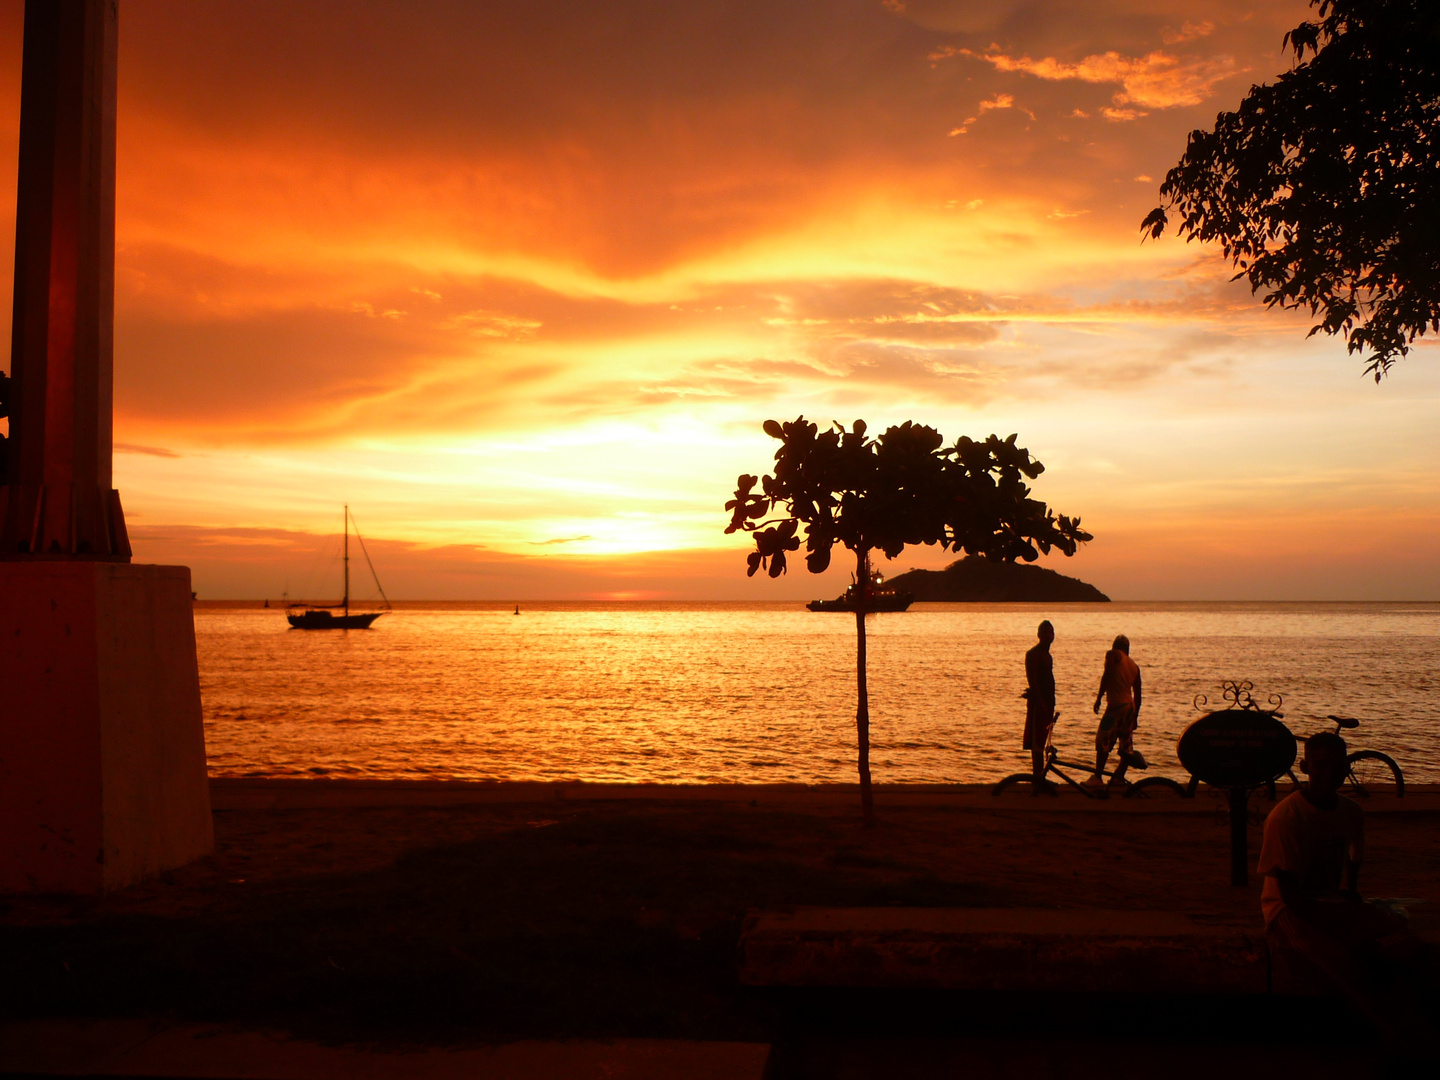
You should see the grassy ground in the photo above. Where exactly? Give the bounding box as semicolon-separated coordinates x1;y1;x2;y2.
2;795;1437;1048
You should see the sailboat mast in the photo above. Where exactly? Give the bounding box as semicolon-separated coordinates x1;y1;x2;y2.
343;505;350;619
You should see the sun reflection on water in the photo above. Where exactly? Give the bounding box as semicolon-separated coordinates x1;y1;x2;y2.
197;602;1440;785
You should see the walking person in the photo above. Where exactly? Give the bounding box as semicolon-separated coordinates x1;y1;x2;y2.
1023;620;1058;793
1089;634;1141;789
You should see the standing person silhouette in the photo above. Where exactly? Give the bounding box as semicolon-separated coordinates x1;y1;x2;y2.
1023;621;1057;792
1089;634;1141;789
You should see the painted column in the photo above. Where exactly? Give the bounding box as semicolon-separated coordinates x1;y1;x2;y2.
1;0;130;559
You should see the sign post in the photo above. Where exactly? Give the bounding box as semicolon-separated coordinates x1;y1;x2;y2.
1177;691;1295;887
1226;787;1249;886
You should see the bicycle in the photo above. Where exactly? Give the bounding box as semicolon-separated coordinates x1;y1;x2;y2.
992;715;1190;799
1269;714;1404;799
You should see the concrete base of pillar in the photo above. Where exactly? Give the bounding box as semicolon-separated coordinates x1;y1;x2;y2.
0;562;213;892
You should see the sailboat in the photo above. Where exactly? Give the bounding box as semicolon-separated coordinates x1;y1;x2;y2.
286;506;392;629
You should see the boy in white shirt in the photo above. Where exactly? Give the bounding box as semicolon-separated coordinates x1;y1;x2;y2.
1260;732;1436;1060
1258;732;1365;929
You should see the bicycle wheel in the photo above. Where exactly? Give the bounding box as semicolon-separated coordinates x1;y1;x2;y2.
1346;751;1404;798
1124;776;1190;799
992;773;1037;796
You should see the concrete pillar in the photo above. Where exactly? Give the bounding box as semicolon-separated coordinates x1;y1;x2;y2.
0;2;213;892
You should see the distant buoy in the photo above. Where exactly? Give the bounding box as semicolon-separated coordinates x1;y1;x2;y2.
514;605;520;615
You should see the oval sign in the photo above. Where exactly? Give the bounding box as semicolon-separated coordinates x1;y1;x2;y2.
1177;710;1296;789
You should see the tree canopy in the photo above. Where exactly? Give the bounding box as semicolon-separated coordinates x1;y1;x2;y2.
1142;0;1440;379
726;417;1091;577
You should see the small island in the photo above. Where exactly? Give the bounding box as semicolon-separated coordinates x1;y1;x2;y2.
885;556;1110;602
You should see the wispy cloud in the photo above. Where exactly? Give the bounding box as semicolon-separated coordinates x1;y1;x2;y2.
445;309;545;340
945;46;1241;118
949;92;1022;135
1163;20;1216;45
115;442;181;458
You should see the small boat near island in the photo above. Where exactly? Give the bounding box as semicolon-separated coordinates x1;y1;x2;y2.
807;563;914;613
287;506;392;630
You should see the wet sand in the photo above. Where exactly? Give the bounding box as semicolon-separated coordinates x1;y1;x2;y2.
1;781;1437;1049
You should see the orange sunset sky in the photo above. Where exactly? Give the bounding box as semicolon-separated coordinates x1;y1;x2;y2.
1;0;1436;600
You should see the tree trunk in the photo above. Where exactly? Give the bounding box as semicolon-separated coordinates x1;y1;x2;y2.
854;548;875;827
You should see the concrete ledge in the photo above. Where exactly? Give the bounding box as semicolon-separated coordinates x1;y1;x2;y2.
739;907;1268;994
0;1019;770;1080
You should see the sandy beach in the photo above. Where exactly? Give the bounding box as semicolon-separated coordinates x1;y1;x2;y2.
3;780;1437;1054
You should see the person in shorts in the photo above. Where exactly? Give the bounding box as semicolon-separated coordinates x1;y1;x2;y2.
1089;634;1140;787
1022;620;1057;792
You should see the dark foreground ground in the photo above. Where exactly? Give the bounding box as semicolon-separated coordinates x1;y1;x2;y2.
2;783;1437;1075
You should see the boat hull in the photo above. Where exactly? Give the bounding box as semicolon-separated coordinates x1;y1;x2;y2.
807;592;914;613
286;610;384;630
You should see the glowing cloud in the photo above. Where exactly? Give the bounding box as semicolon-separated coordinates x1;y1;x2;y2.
948;46;1242;116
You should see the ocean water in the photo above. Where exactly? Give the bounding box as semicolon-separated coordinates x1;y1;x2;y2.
196;602;1440;785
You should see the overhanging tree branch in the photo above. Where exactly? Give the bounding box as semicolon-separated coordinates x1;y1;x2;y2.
1142;0;1440;380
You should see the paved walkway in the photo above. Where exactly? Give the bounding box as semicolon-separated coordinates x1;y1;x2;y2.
767;1034;1374;1079
740;907;1268;992
0;1019;770;1080
0;1014;1384;1080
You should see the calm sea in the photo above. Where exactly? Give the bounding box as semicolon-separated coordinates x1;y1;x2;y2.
196;602;1440;785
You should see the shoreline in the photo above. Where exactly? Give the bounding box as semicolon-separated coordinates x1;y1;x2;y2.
194;599;1440;608
208;776;1440;812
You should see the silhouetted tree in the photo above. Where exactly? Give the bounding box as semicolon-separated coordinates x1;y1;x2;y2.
1142;0;1440;379
726;418;1091;825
